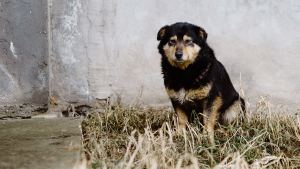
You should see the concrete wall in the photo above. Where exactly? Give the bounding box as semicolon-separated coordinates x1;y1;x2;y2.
0;0;48;116
1;0;300;116
52;0;299;109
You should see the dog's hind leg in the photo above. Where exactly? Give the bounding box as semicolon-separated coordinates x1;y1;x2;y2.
203;97;222;145
220;99;245;125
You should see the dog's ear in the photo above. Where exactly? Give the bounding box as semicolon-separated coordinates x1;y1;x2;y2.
197;27;207;42
157;25;169;41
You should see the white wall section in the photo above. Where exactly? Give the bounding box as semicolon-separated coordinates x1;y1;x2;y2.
1;0;300;114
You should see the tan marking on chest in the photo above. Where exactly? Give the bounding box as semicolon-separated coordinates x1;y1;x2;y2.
166;84;211;104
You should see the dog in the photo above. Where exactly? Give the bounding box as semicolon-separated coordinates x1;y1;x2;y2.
157;22;245;144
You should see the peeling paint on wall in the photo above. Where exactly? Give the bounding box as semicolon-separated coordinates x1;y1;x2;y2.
38;68;46;90
0;65;27;103
0;65;15;84
9;42;18;58
50;0;89;104
53;0;82;64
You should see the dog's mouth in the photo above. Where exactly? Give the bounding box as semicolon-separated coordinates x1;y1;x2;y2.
173;57;188;63
174;59;184;62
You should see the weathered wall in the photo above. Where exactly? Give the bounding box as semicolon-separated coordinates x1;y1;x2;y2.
1;0;300;115
50;0;90;105
0;0;48;116
51;0;299;109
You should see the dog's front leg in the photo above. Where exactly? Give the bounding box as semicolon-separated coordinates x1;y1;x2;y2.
176;107;188;133
203;97;222;145
203;109;218;146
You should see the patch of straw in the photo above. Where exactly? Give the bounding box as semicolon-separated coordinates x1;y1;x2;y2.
80;96;300;168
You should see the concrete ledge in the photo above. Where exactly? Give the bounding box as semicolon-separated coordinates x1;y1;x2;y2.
0;117;82;169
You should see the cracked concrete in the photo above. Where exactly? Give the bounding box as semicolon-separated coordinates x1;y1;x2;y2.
0;117;81;169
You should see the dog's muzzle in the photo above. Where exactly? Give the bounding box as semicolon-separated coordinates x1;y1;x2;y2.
175;52;183;59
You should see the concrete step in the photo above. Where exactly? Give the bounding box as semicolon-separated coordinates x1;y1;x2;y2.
0;117;82;169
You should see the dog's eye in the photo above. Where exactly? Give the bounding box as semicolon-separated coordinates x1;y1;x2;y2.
169;40;176;44
185;40;192;44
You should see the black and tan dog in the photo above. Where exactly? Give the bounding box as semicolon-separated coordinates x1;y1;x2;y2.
157;22;245;144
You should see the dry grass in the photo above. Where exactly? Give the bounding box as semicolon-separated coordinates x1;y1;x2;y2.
80;96;300;169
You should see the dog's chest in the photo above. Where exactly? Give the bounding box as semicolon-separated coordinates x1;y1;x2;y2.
166;84;211;104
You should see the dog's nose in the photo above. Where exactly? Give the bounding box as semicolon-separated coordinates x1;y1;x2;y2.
175;52;183;59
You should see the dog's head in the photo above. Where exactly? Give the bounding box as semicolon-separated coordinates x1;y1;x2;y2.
157;22;207;70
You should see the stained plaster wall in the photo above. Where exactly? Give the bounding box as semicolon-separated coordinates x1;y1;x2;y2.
51;0;299;109
1;0;300;116
0;0;48;117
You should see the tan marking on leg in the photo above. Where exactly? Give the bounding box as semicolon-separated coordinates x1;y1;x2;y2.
204;96;222;145
176;107;188;133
